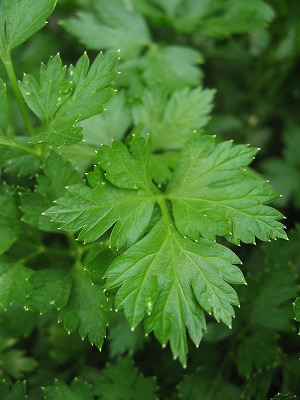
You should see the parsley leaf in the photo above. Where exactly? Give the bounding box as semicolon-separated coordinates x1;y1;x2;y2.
0;256;33;310
0;0;57;51
48;134;287;365
44;378;93;400
20;52;118;146
20;151;81;232
94;357;158;400
132;88;215;151
63;0;151;59
167;135;287;244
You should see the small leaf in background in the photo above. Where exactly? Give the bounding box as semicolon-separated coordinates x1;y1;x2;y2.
167;135;287;244
0;256;33;310
44;378;93;400
0;79;7;134
78;91;132;146
94;357;158;400
177;371;241;400
132;87;215;151
236;330;281;378
63;0;151;59
58;269;110;348
0;185;22;254
0;379;27;400
142;45;203;91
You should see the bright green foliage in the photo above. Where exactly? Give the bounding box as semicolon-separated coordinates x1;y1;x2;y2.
94;357;158;400
271;395;298;400
168;135;287;244
48;134;286;365
236;330;281;378
0;0;57;51
19;52;118;146
132;0;275;35
44;378;93;400
0;0;298;398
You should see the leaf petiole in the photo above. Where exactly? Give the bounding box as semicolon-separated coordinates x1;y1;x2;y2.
0;50;35;136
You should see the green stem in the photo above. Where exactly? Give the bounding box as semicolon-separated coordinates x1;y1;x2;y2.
1;50;35;136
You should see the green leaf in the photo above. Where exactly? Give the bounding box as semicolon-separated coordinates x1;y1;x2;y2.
0;79;7;134
293;297;300;334
98;135;154;190
167;135;287;244
94;357;158;400
47;182;154;248
236;330;281;378
0;0;57;50
0;379;27;400
0;256;33;310
142;45;203;91
47;134;286;365
177;371;241;400
132;87;215;151
47;139;156;248
248;264;298;332
271;394;298;400
78;91;132;146
0;139;40;176
58;269;109;347
20;151;81;231
108;312;145;357
63;0;151;59
27;269;72;314
1;349;37;379
44;378;93;400
20;52;118;146
0;185;22;254
105;220;244;366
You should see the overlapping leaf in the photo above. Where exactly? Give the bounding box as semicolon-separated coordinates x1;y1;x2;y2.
0;0;57;51
167;135;287;244
63;0;151;59
44;378;93;400
19;52;118;146
0;185;22;254
132;87;215;151
27;268;109;348
105;219;244;365
21;151;81;231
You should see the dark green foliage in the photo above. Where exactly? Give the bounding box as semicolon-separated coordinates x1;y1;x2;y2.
0;0;299;399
